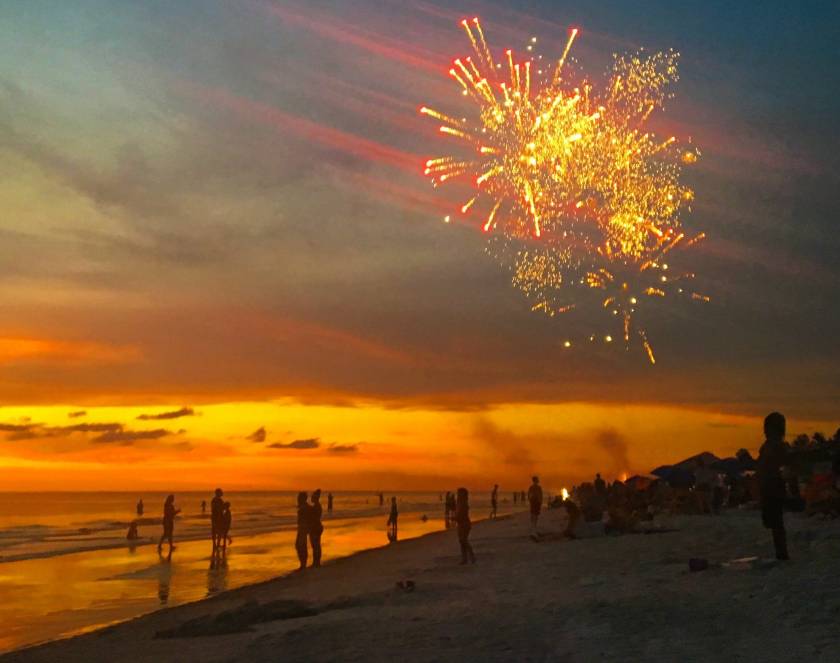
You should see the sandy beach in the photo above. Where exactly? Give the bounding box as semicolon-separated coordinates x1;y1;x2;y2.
5;508;839;662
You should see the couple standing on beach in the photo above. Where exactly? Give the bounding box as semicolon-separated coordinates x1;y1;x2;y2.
210;488;232;552
295;489;324;570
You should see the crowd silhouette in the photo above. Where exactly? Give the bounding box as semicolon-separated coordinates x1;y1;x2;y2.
135;409;838;603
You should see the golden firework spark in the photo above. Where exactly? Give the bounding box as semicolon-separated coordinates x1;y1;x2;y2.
421;18;707;363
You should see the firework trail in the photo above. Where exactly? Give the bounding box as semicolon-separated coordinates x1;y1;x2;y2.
421;18;707;363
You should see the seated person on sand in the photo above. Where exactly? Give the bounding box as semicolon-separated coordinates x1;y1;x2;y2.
562;498;580;539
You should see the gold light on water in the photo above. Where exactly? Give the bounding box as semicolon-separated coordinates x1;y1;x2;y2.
421;18;708;363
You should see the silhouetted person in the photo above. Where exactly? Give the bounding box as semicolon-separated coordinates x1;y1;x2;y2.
219;501;232;551
490;484;499;519
528;476;543;536
136;498;144;517
513;491;518;505
157;494;180;554
210;488;224;550
201;500;207;515
455;487;476;564
387;496;398;542
379;492;384;507
758;412;790;560
309;489;324;568
295;491;310;570
594;474;606;496
127;521;139;540
327;492;334;513
445;491;456;527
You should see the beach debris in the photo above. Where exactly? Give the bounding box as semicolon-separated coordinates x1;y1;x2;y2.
721;556;759;570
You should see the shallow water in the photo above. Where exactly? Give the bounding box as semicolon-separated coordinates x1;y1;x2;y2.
0;491;519;653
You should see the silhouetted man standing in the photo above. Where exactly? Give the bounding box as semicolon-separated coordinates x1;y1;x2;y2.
157;494;180;554
387;496;398;542
210;488;224;550
327;492;334;513
490;484;499;519
758;412;790;560
528;476;543;536
455;487;476;564
295;492;310;570
310;489;324;567
594;473;606;496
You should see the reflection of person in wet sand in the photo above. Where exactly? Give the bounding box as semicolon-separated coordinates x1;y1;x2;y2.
207;547;229;596
387;496;398;542
310;489;324;568
157;494;180;554
158;554;172;604
295;491;311;571
455;487;476;564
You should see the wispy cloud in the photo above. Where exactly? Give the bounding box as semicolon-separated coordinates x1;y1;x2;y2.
0;336;140;366
246;426;267;443
327;443;359;454
137;407;195;420
269;437;320;450
92;428;174;445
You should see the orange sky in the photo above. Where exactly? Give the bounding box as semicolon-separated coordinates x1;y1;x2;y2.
0;401;836;492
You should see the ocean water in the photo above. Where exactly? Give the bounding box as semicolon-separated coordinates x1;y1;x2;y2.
0;491;518;653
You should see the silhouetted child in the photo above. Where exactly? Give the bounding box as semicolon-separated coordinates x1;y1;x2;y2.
157;495;180;554
455;487;476;564
309;489;324;568
201;500;207;515
219;501;232;550
387;496;398;542
295;491;310;570
527;476;543;536
490;484;499;519
758;412;790;560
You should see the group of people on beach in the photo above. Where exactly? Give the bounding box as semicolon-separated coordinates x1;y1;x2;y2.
553;411;804;561
141;410;802;580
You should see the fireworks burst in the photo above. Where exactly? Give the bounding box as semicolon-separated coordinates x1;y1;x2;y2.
421;18;707;363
